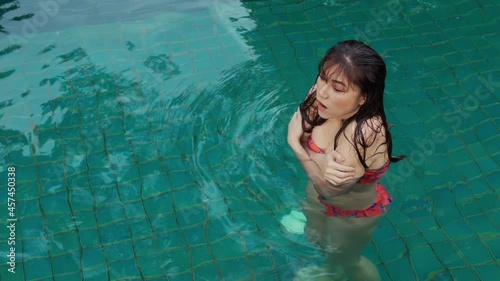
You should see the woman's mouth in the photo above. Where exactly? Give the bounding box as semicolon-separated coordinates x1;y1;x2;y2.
317;100;327;111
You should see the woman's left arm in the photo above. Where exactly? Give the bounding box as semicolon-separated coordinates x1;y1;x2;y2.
288;108;358;196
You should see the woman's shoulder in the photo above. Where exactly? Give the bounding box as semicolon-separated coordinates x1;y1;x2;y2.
361;116;385;142
344;116;387;153
345;116;385;137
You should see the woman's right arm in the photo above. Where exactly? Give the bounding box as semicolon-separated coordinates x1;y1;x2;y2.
288;109;356;196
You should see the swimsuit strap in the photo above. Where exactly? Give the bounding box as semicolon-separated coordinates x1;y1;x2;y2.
307;137;326;154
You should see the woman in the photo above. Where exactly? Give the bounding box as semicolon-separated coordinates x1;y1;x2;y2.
287;40;402;281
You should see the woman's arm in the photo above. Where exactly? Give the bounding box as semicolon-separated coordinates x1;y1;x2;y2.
288;138;358;197
288;109;357;196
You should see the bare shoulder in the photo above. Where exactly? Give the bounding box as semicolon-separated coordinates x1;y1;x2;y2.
361;116;389;166
342;116;385;140
342;116;388;166
361;116;386;145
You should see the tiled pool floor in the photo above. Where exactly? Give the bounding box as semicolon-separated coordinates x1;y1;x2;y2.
0;0;499;280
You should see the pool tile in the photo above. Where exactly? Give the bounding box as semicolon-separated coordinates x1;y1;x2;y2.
104;241;135;262
476;193;500;211
45;213;76;233
211;234;246;260
249;251;275;274
468;176;494;195
242;232;269;254
453;162;483;181
194;263;220;280
123;201;147;219
96;203;126;226
180;225;206;247
82;247;107;271
241;198;268;213
191;244;214;268
17;198;40;218
476;157;500;175
458;200;484;218
255;270;277;281
386;257;417;281
405;233;428;249
207;215;238;242
373;221;399;242
143;192;175;216
51;252;81;275
176;206;205;229
482;136;500;155
109;258;142;280
483;237;500;260
277;264;302;281
431;238;468;268
138;255;166;278
207;199;230;218
467;215;499;237
50;231;81;256
69;188;94;212
476;263;500;281
24;258;53;281
73;211;98;229
155;231;186;252
174;185;203;210
133;237;158;257
54;272;83;281
410;245;446;280
452;184;475;203
434;206;462;227
476;121;499;140
415;223;447;244
218;258;253;280
253;212;280;231
169;170;195;191
447;148;472;165
99;221;131;245
232;212;259;232
450;267;480;281
79;228;101;248
378;237;407;262
393;221;419;236
467;142;489;159
486;171;500;191
442;135;466;152
162;248;192;276
454;238;494;265
443;219;476;240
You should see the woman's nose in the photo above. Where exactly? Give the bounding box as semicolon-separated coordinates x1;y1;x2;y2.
317;83;328;99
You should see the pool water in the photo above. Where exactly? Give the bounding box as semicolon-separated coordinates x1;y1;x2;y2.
0;0;498;280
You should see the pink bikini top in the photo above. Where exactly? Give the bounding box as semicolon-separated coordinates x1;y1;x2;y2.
307;136;389;184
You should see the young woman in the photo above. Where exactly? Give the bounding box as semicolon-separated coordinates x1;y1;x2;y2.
287;40;402;281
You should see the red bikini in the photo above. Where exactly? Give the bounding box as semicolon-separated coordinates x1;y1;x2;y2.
307;136;392;217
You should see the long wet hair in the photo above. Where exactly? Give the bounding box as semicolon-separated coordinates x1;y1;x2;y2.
300;40;403;169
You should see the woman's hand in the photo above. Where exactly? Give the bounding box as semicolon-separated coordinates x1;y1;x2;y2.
287;107;303;145
287;107;310;162
323;150;356;187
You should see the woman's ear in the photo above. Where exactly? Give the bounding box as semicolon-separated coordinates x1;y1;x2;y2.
359;94;367;106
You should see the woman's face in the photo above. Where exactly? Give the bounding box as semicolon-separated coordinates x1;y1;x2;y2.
315;65;366;121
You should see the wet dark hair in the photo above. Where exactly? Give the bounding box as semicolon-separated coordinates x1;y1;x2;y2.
300;40;404;169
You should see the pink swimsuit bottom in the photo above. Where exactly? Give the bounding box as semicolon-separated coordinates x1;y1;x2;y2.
308;136;392;217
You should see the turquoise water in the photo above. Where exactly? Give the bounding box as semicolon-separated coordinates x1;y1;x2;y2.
0;0;498;280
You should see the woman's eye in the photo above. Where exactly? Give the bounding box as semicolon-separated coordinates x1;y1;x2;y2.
332;82;347;92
